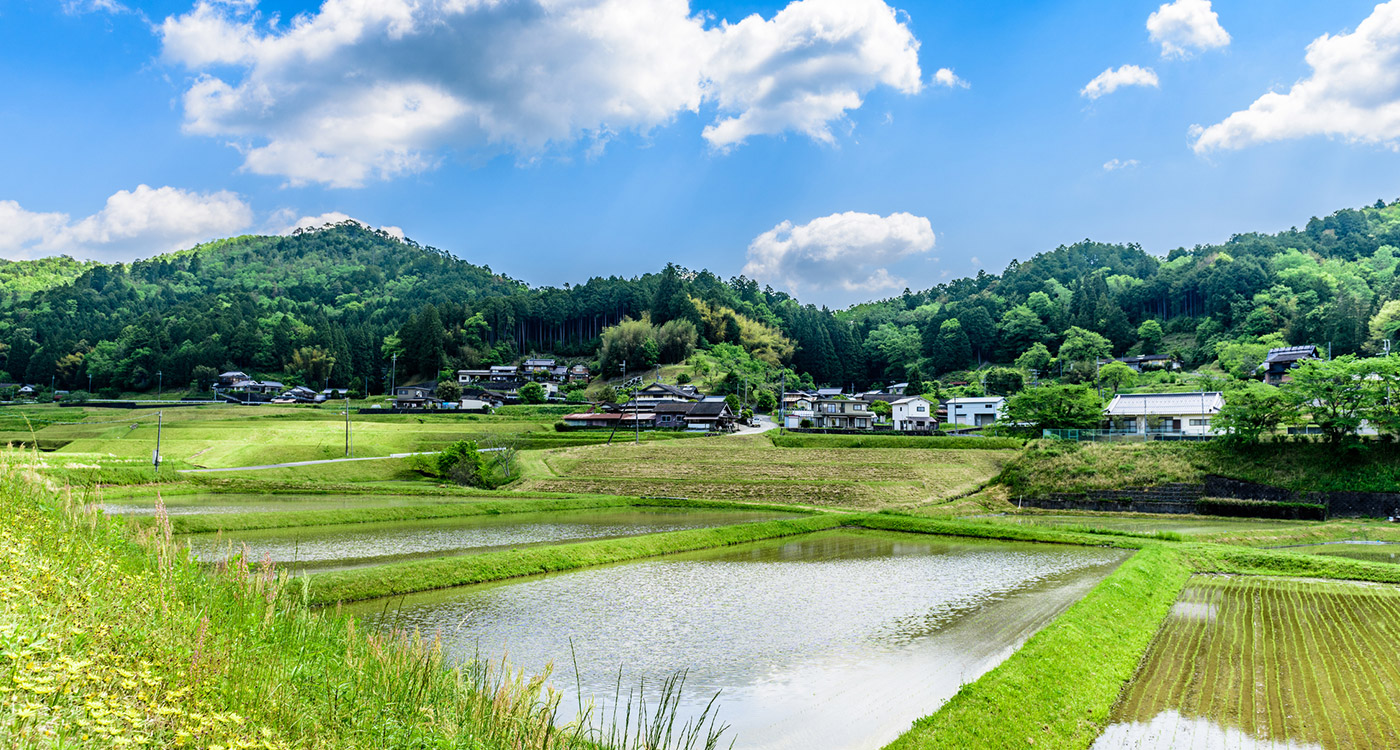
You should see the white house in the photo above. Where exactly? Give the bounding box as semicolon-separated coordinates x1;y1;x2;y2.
890;396;935;431
1103;392;1223;436
945;397;1005;427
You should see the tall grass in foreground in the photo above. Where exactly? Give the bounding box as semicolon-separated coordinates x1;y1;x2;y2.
0;451;730;749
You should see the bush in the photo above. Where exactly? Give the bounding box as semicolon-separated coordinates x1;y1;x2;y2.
676;372;691;385
799;418;813;429
409;439;486;486
62;390;91;403
518;382;546;404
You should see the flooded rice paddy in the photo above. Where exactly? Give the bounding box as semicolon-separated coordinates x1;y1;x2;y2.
1094;576;1400;749
349;529;1128;750
978;514;1318;536
99;492;460;516
185;507;799;571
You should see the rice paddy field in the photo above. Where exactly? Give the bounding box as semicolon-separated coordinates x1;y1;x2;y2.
0;403;692;473
1281;541;1400;565
520;436;1016;509
1094;575;1400;749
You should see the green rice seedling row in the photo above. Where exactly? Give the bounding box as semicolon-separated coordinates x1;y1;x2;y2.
1096;575;1400;749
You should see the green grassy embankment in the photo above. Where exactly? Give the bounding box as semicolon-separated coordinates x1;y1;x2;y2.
151;495;814;535
306;515;844;605
0;457;614;749
997;439;1400;497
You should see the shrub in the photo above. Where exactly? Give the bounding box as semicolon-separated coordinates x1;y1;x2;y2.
518;382;546;404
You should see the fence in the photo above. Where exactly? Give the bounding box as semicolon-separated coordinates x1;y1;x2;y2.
1042;428;1213;442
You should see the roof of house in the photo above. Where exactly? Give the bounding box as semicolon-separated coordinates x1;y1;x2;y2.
1264;346;1320;364
945;397;1005;405
687;400;733;418
816;387;843;397
653;402;695;414
1104;391;1224;416
490;365;519;372
637;382;701;400
562;412;620;421
523;358;556;367
890;382;909;389
1113;354;1177;364
890;396;932;406
219;370;247;377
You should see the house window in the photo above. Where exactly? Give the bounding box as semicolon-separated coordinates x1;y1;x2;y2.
916;406;925;412
1189;418;1209;426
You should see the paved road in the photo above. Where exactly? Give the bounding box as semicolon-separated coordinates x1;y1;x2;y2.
731;414;780;435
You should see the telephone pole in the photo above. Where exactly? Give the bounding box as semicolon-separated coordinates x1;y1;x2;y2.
345;397;352;456
153;411;163;472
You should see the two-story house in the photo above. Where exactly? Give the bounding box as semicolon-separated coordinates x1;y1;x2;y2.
890;396;935;431
813;398;872;430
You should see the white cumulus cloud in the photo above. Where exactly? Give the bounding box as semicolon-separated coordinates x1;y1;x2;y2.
159;0;924;186
742;211;935;296
1081;65;1159;100
1193;1;1400;153
0;186;253;262
1103;158;1140;171
932;68;969;89
1147;0;1230;58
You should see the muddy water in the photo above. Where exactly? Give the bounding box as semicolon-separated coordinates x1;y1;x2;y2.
349;530;1128;750
184;508;800;571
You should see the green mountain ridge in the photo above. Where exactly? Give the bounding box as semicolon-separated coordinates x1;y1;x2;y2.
4;201;1400;394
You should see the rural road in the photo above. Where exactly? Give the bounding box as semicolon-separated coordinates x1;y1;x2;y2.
732;414;779;435
177;447;508;474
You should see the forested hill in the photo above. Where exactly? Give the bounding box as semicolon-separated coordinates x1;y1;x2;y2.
5;199;1400;395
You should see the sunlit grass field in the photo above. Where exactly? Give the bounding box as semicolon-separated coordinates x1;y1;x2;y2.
520;435;1016;510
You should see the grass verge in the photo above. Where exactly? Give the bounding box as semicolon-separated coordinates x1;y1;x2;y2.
0;455;657;749
306;515;843;605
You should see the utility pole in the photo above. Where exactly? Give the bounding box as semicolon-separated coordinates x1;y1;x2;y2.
779;371;786;435
390;354;398;398
153;411;162;472
345;397;352;457
157;371;163;400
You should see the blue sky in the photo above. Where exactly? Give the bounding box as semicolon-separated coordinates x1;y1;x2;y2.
3;0;1400;306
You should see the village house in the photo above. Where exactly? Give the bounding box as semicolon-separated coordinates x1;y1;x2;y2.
783;409;816;429
684;398;737;432
812;397;873;430
945;396;1005;428
561;411;621;428
782;392;814;412
1103;391;1224;436
217;370;249;387
632;381;702;408
393;382;438;409
653;402;695;429
1258;345;1321;386
1105;354;1181;373
890;396;936;431
568;364;591;383
227;379;285;395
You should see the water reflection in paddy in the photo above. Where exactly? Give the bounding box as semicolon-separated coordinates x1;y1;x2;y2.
100;493;461;516
350;530;1128;750
186;508;798;571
